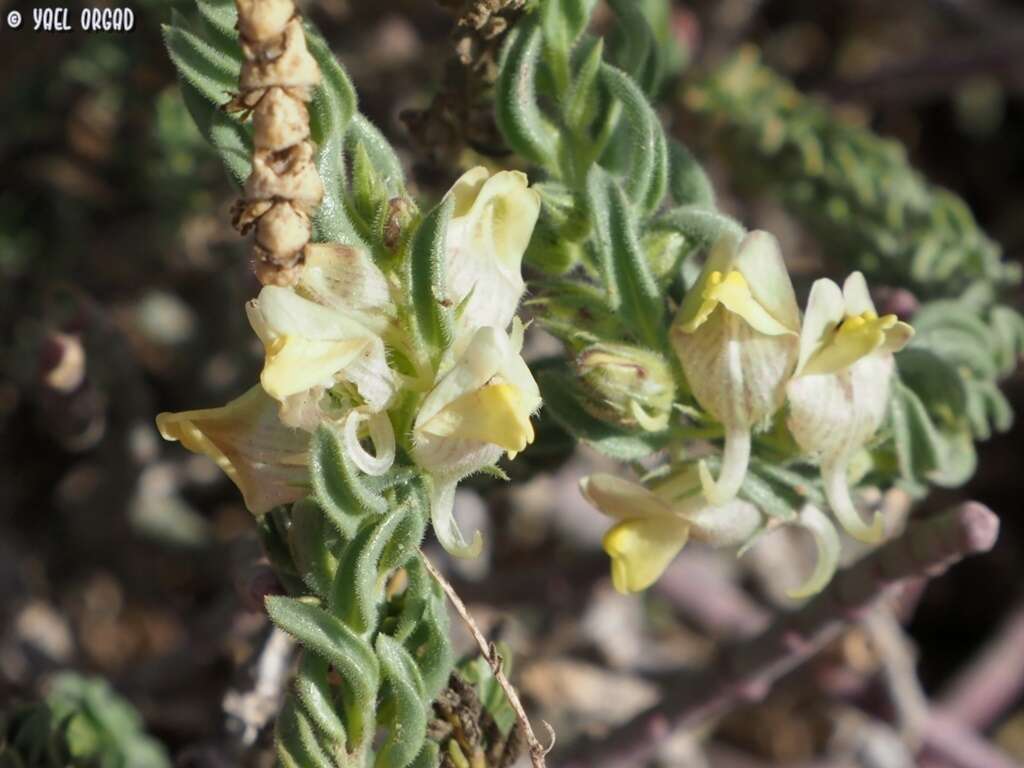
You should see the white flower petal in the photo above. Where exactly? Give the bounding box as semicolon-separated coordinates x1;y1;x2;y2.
697;423;751;506
796;278;845;376
298;243;394;333
733;230;801;332
842;271;877;317
256;285;374;341
686;496;763;547
343;408;396;476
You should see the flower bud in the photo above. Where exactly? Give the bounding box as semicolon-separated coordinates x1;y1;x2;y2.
575;342;675;432
671;231;800;505
786;272;913;543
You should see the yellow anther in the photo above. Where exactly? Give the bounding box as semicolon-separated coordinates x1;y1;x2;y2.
708;270;724;286
839;315;867;333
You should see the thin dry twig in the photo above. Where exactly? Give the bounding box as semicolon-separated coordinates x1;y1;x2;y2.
420;550;554;768
563;502;1000;768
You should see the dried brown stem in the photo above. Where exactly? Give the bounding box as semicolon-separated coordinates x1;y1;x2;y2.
562;502;1000;768
420;551;554;768
231;0;323;286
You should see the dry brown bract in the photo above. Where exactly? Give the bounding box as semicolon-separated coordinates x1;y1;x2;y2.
228;0;323;286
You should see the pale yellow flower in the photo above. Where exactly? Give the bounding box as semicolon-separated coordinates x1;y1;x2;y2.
245;244;397;427
581;469;763;594
412;320;541;557
443;167;541;337
156;386;309;515
671;231;800;505
787;272;914;543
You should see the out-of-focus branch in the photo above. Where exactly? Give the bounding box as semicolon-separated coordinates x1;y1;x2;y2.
863;608;930;744
561;502;1000;768
921;713;1021;768
825;33;1024;104
654;551;769;638
936;599;1024;730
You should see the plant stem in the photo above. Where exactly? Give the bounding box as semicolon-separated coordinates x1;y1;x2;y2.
420;551;554;768
561;502;1000;768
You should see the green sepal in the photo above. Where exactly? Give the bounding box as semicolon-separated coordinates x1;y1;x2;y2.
564;37;604;136
194;0;238;47
305;24;363;247
889;377;943;483
329;507;406;636
496;21;560;167
459;644;518;736
408;195;455;356
374;634;429;768
179;80;251;186
408;742;441;768
294;653;348;751
668;140;715;207
266;597;380;749
162;13;240;107
606;0;655;89
310;426;388;538
527;280;628;345
586;169;665;347
274;694;335;768
650;205;745;250
288;499;341;600
349;141;388;228
346;114;406;197
598;64;658;208
403;575;454;700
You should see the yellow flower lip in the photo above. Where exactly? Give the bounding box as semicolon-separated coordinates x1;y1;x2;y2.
678;268;797;337
674;230;801;338
418;380;535;454
796;273;914;377
602;517;690;594
802;310;906;377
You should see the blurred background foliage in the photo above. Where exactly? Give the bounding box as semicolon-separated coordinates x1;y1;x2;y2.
1;0;1023;765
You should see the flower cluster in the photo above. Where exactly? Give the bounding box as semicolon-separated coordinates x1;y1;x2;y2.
583;231;913;596
158;167;542;557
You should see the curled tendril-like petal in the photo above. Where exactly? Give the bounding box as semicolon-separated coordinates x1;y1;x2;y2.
787;504;841;599
823;459;884;544
429;480;483;559
343;407;396;476
697;425;751;506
